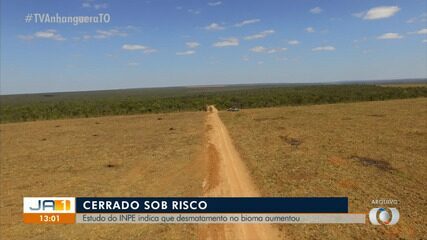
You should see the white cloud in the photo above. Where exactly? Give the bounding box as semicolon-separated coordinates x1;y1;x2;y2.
122;44;156;53
288;40;300;45
312;46;335;51
188;9;201;15
305;27;315;33
93;3;108;10
353;37;368;44
244;29;275;40
354;6;400;20
213;38;239;47
186;42;200;49
82;1;108;10
406;13;427;24
422;39;427;43
250;46;287;54
82;34;92;40
417;28;427;34
35;30;65;40
208;1;222;7
124;25;139;31
93;28;128;39
265;48;287;54
407;28;427;35
128;62;140;66
205;23;225;31
250;46;267;53
35;31;56;38
310;7;323;14
234;19;260;27
352;12;365;18
377;33;403;39
176;50;196;56
143;48;157;54
19;29;65;41
77;27;133;41
18;35;34;41
122;44;147;50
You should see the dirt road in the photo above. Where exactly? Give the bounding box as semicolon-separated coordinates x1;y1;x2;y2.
199;106;281;240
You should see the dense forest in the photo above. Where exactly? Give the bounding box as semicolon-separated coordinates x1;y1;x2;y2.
1;84;426;123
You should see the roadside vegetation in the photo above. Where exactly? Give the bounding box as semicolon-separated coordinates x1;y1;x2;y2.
1;84;427;123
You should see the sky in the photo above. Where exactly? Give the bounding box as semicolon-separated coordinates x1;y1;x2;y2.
1;0;426;94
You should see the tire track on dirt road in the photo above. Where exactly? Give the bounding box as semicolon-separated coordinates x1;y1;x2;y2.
199;106;281;240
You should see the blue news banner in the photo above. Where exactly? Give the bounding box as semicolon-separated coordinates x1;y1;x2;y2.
76;197;348;213
73;197;366;224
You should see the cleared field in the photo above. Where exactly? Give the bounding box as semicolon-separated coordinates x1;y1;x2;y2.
220;98;427;239
1;97;426;239
0;112;206;239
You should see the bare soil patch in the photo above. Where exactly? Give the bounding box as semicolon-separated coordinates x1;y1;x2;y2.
349;156;395;172
279;135;303;148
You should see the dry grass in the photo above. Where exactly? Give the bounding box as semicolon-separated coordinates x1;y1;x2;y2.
0;112;206;240
220;98;427;239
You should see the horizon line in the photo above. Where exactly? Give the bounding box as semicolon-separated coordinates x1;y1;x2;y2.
1;77;426;96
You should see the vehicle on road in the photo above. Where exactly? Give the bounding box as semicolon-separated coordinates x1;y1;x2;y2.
227;107;240;112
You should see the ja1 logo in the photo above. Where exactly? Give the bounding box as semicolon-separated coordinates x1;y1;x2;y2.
369;208;399;225
23;197;75;213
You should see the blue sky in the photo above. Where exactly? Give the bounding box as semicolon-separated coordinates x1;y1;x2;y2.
1;0;426;94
